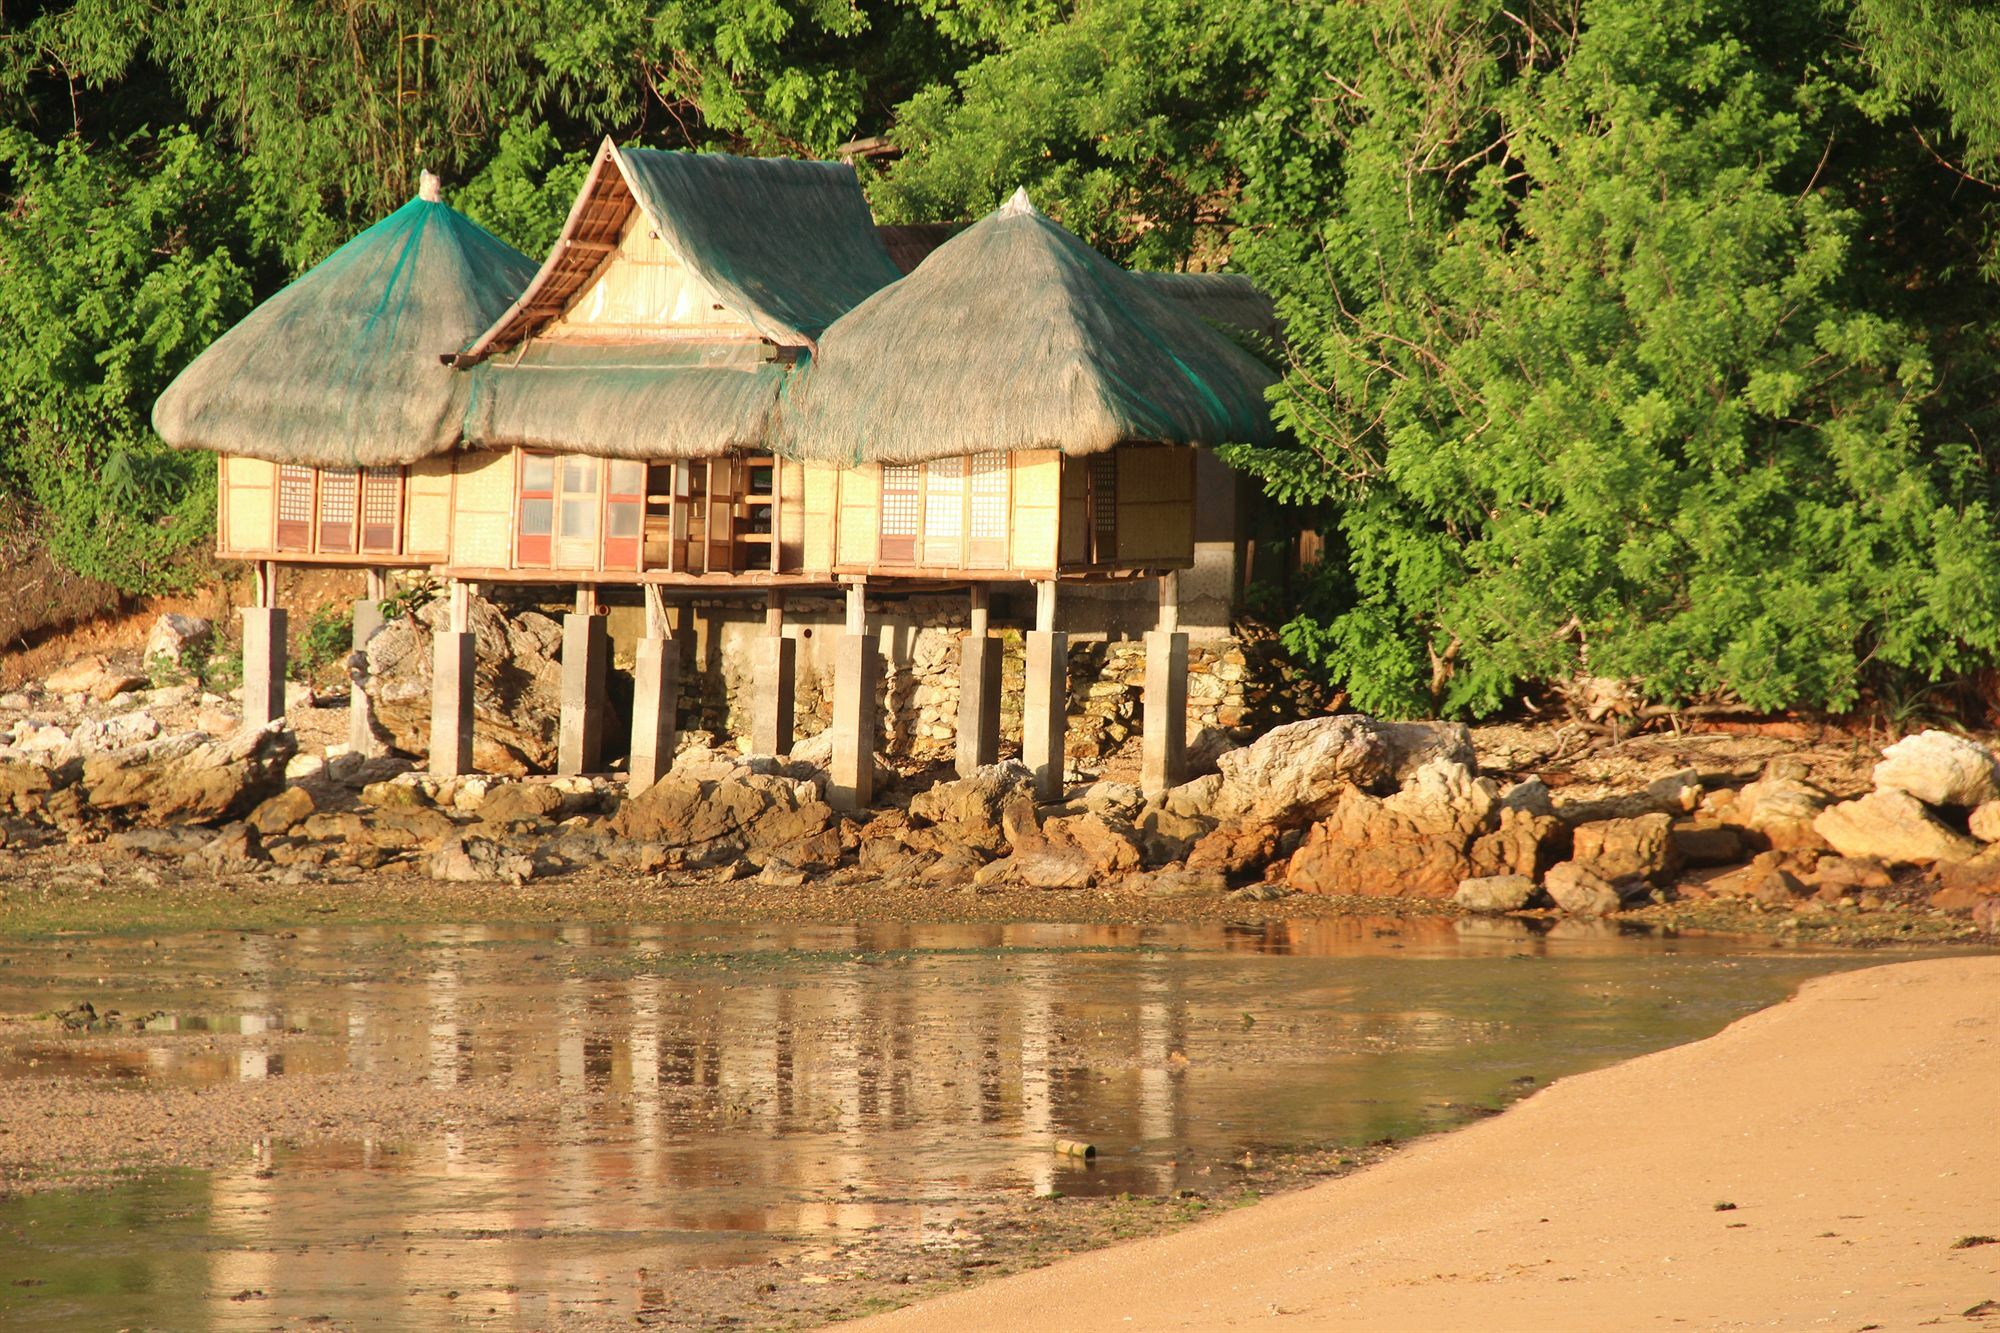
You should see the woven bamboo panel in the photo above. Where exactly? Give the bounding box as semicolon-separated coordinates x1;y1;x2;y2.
450;450;515;567
798;461;837;572
1012;451;1062;570
835;463;879;566
223;455;275;552
403;456;452;558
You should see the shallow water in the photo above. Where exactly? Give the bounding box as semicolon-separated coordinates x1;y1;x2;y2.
0;917;1905;1328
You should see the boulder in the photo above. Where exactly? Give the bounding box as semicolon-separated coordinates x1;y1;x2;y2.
1802;856;1892;901
1185;822;1283;880
44;655;109;694
1466;807;1562;880
90;673;148;703
188;821;264;870
246;785;315;837
0;761;55;816
1544;862;1622;917
611;772;840;869
1211;715;1395;828
1569;813;1680;887
1670;820;1745;868
1454;874;1536;913
1555;769;1702;825
82;723;296;827
908;762;1035;857
477;782;566;825
1499;777;1555;818
1285;760;1499;898
1872;729;2000;810
360;594;566;775
1931;847;2000;910
1727;775;1832;852
1162;773;1224;821
430;833;534;884
1972;800;2000;844
144;614;212;670
1813;790;1979;865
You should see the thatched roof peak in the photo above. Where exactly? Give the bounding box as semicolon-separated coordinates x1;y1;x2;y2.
419;170;442;203
460;140;903;363
999;186;1042;218
153;192;538;468
773;194;1279;464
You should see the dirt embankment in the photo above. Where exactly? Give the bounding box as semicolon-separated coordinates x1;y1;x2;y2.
856;955;2000;1333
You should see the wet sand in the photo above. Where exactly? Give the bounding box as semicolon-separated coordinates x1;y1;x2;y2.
856;955;2000;1332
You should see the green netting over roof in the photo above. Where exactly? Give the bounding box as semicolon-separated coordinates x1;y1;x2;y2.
153;189;538;468
462;341;786;459
1133;271;1284;347
617;148;905;347
773;191;1280;465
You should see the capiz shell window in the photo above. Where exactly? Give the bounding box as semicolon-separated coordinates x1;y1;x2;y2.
604;459;645;571
517;453;555;566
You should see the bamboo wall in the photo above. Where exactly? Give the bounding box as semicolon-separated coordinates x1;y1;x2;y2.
545;209;763;341
450;450;515;567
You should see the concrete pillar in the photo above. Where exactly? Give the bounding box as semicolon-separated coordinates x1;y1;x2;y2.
1022;630;1068;801
240;606;287;732
629;636;679;791
1141;630;1189;797
956;585;1000;777
347;585;385;757
429;631;475;779
829;584;876;811
558;607;609;776
750;638;796;757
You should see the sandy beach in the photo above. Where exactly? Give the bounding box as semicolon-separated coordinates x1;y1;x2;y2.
856;954;2000;1332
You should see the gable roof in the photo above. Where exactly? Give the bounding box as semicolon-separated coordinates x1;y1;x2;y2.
1133;271;1283;347
459;141;903;363
152;177;539;468
773;190;1280;464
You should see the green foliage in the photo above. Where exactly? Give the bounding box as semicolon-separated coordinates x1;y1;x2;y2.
0;127;249;593
1220;0;2000;718
293;605;356;686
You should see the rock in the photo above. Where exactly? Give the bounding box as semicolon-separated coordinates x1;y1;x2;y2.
1728;775;1832;852
0;761;55;816
107;825;212;857
361;594;568;775
1803;855;1892;901
1931;847;2000;910
781;730;895;792
82;723;296;827
283;753;324;783
1285;760;1499;898
908;762;1035;857
1499;777;1554;818
1544;861;1622;917
1872;729;2000;809
1466;807;1562;881
1569;813;1680;887
1374;720;1478;784
1211;715;1394;828
1974;896;2000;935
1080;781;1145;821
90;673;148;703
1184;727;1239;778
362;776;431;809
44;655;108;694
1185;822;1283;880
247;785;315;837
611;772;840;869
477;782;566;825
1969;800;2000;843
1813;789;1979;865
1140;867;1230;897
144;614;212;670
18;725;69;756
429;833;534;884
1162;773;1223;821
188;821;264;870
1555;769;1702;825
195;707;239;736
1454;874;1536;913
1670;821;1745;868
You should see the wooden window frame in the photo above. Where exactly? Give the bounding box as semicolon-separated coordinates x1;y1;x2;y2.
516;451;555;567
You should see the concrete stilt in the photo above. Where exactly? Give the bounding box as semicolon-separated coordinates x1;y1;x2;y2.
430;633;475;778
629;587;678;790
956;585;1000;777
558;597;609;777
1021;580;1066;801
241;605;288;732
347;572;386;757
1141;572;1188;797
751;641;797;757
1141;630;1189;796
829;584;876;811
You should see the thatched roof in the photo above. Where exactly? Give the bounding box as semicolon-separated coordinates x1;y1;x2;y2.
460;142;902;362
462;342;785;459
153;176;538;467
1134;272;1283;347
774;190;1280;464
